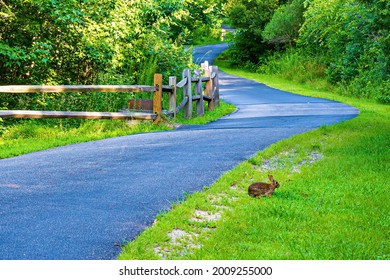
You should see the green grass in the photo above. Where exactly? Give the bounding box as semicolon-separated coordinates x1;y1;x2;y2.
0;120;164;159
0;100;235;159
118;64;389;260
176;102;236;125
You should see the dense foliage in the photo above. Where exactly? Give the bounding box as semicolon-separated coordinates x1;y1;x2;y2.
224;0;285;64
262;0;305;45
299;0;389;102
1;0;388;115
0;0;223;85
0;0;222;113
225;0;389;103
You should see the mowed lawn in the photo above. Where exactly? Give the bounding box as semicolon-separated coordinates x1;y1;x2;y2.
118;68;389;260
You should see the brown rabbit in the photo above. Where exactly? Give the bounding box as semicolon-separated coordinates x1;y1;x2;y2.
248;175;280;197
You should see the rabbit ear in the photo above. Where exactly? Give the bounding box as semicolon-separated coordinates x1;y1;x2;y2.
268;174;274;180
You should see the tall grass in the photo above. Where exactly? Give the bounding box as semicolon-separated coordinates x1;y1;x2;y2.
253;47;389;103
257;48;329;91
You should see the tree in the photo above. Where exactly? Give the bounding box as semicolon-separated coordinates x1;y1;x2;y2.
299;0;389;101
262;0;305;46
224;0;285;64
0;0;223;112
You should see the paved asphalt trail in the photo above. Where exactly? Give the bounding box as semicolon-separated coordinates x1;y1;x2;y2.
0;44;359;260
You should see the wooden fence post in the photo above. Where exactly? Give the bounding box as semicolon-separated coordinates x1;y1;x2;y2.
211;66;220;107
168;76;177;119
201;61;209;72
194;69;204;117
203;64;214;111
153;73;163;124
183;68;192;119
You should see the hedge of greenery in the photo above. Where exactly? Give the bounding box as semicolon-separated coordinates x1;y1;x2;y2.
224;0;389;103
0;0;223;114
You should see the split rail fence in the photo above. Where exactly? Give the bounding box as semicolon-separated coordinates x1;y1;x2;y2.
0;62;219;124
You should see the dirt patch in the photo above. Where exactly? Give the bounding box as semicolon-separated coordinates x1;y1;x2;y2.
257;149;324;174
292;150;324;173
168;229;192;244
152;181;245;259
154;228;200;259
190;210;221;222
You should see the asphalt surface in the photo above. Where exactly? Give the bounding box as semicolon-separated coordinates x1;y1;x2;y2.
0;44;359;260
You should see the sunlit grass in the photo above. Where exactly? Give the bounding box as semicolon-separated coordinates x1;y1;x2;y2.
0;101;235;159
118;65;389;260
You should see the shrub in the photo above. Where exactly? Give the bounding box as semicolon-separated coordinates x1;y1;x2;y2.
299;0;389;102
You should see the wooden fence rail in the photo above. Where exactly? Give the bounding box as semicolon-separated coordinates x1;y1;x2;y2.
0;62;219;123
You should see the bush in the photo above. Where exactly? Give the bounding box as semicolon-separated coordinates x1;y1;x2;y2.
299;0;389;102
224;0;280;64
257;48;329;90
0;0;218;115
262;0;305;45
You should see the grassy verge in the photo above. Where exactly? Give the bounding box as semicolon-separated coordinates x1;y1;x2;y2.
118;65;389;260
0;100;235;159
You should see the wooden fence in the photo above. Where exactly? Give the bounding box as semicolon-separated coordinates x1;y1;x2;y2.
0;62;219;124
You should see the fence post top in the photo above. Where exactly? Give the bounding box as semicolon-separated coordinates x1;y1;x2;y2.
201;61;209;70
183;68;192;77
194;69;201;77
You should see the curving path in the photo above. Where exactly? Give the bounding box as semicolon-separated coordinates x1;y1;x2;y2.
0;44;359;260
